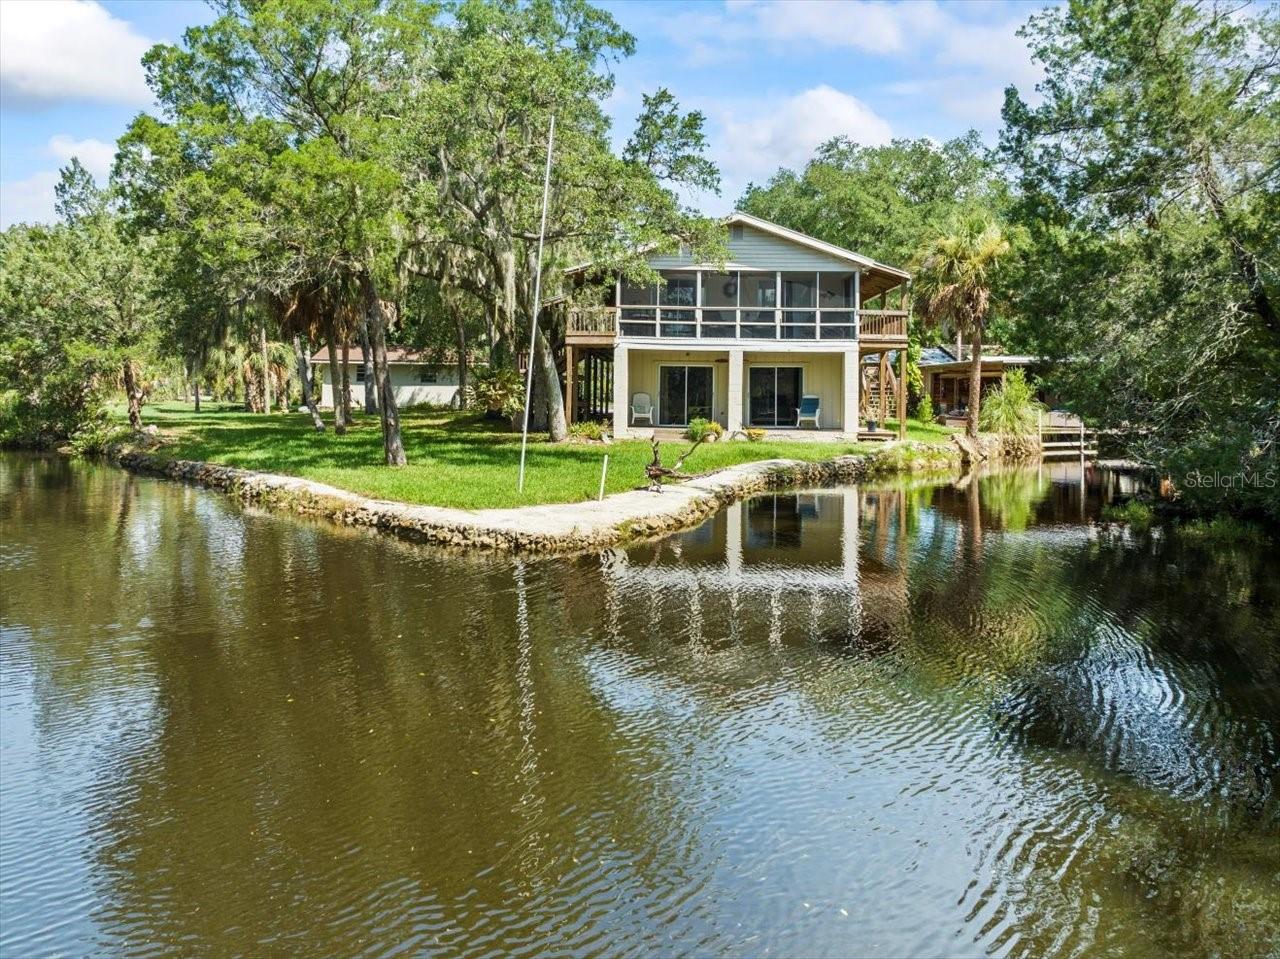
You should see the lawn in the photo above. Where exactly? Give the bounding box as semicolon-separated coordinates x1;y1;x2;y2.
127;402;953;510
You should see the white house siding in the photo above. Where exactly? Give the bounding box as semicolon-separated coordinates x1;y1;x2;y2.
646;223;856;273
625;349;847;430
313;363;462;409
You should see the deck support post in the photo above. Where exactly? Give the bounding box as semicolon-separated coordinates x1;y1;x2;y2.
565;344;576;426
727;348;744;435
842;348;859;436
612;344;629;439
898;345;907;440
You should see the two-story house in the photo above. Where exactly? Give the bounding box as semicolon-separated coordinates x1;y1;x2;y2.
560;212;910;440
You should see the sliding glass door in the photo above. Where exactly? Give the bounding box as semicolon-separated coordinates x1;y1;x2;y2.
748;366;802;426
659;365;713;426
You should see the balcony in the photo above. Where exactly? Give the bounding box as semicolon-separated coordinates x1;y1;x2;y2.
564;306;907;344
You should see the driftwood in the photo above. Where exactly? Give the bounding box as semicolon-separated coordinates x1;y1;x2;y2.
645;436;707;492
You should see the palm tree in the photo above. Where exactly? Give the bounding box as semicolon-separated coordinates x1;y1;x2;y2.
913;212;1012;438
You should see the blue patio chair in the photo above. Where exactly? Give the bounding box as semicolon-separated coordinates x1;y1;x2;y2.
796;394;821;429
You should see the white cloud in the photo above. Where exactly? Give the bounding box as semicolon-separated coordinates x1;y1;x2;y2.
713;85;893;196
664;1;1045;133
47;134;116;179
0;134;117;228
0;168;59;228
938;18;1043;89
0;0;153;108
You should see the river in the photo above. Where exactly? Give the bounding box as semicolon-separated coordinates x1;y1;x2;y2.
1;453;1277;957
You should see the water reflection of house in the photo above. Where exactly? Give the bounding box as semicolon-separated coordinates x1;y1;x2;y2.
602;489;912;647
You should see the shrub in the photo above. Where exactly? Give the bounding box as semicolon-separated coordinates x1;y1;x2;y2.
745;428;766;442
1176;516;1267;546
1101;499;1155;531
916;392;935;423
978;369;1044;436
69;420;133;457
684;418;723;442
0;338;117;446
569;419;608;440
466;367;524;421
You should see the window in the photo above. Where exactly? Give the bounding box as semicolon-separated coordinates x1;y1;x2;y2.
355;367;366;383
418;367;439;384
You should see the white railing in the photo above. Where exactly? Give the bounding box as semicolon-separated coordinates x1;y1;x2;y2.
565;308;908;342
607;308;868;341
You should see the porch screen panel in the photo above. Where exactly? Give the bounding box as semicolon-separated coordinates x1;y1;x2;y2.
620;278;657;336
818;272;857;339
701;272;738;337
740;273;776;339
782;272;817;339
659;272;697;337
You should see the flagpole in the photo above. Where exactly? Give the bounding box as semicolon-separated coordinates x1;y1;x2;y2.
518;115;555;494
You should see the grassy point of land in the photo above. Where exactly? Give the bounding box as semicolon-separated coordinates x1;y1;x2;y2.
124;402;954;511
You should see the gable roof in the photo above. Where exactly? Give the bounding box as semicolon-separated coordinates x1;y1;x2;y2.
726;211;909;279
562;211;910;292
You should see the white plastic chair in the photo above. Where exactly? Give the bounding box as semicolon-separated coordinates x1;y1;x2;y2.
796;394;821;429
631;392;653;425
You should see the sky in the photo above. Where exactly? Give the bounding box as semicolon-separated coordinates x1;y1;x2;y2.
0;0;1051;229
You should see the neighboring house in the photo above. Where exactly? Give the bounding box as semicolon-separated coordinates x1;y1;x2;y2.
310;347;467;409
560;211;911;439
918;347;1058;416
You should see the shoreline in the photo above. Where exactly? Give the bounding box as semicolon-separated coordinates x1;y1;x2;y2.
107;441;960;556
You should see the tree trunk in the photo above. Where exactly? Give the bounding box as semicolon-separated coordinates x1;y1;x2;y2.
340;342;353;423
1196;153;1279;342
454;314;469;407
359;316;377;413
363;276;406;465
122;358;144;431
293;335;325;432
260;315;272;415
533;325;567;442
323;319;347;434
192;356;201;413
966;328;983;438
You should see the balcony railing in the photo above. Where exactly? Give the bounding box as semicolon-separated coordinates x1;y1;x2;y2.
564;307;908;341
858;310;909;338
567;307;618;336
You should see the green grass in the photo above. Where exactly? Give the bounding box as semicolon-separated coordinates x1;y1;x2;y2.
123;402;953;510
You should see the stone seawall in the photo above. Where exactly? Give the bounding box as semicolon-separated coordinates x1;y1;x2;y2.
111;441;959;556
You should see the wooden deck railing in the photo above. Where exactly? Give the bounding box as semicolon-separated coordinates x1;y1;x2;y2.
566;307;618;336
857;309;908;338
